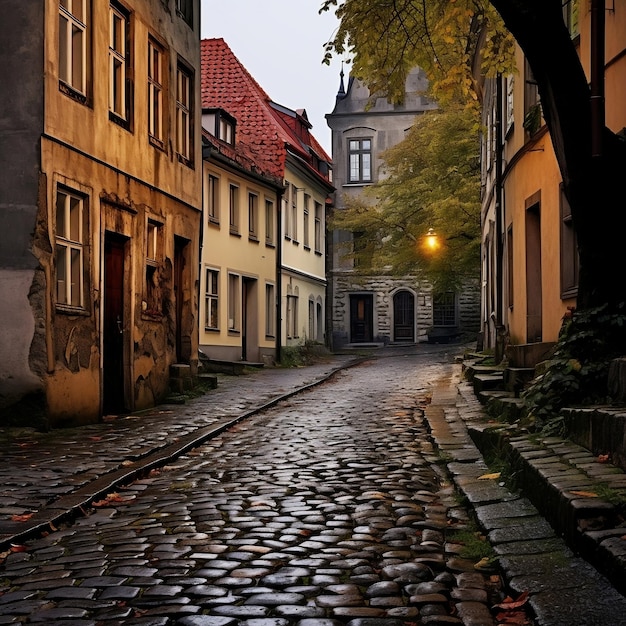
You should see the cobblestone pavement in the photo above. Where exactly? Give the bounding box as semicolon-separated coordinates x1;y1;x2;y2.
0;347;519;625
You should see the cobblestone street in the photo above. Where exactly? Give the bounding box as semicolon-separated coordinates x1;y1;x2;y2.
0;351;519;625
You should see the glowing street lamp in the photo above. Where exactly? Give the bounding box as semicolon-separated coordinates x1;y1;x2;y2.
423;227;440;253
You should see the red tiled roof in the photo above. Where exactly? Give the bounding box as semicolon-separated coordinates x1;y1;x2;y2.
200;38;332;186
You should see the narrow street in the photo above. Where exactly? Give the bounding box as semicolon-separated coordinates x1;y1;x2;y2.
0;350;530;625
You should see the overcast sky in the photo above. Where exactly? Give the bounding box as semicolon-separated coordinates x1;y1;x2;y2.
201;0;345;155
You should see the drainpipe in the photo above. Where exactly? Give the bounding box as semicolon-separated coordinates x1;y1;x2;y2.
495;74;505;364
590;0;605;159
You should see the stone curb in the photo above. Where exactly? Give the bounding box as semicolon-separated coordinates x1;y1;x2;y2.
428;371;626;626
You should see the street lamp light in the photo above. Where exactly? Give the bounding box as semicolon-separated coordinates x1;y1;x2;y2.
424;227;440;253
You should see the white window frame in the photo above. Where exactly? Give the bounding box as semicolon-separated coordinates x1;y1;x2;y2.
176;61;193;162
303;194;310;248
348;138;372;183
109;2;128;121
314;201;322;253
287;294;298;339
206;173;220;223
56;188;85;309
291;184;298;241
205;268;219;330
248;191;258;240
265;197;275;245
229;183;240;233
148;38;164;145
59;0;87;95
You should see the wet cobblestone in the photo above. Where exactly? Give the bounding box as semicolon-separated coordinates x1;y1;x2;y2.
0;351;509;624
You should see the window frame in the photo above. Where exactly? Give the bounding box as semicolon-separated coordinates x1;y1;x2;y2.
59;0;88;100
205;267;219;330
55;187;87;311
303;193;310;249
206;172;220;224
229;183;240;235
227;272;240;331
176;59;193;165
144;218;163;317
248;191;259;241
287;294;298;339
265;282;275;338
348;138;372;184
432;292;457;327
148;36;165;148
314;201;323;254
175;0;193;27
290;184;298;243
109;1;131;128
265;197;275;246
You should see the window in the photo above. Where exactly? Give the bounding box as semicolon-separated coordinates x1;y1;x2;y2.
316;300;323;341
303;194;310;249
308;298;315;339
205;268;219;330
265;283;275;337
229;183;239;233
523;58;541;135
560;185;579;298
248;192;258;240
290;184;298;241
144;219;162;315
148;38;164;147
175;0;193;27
206;173;219;223
265;198;275;245
287;294;298;339
505;74;514;134
314;201;322;253
228;273;240;331
59;0;87;97
176;61;193;163
202;108;235;144
348;138;372;183
109;2;130;125
562;0;579;39
433;292;457;327
56;189;85;309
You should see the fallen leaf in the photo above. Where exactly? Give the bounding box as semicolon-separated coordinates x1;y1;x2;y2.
493;590;529;610
478;472;501;480
10;544;28;553
10;513;33;522
569;490;599;498
597;454;610;463
88;436;102;441
495;609;532;624
121;460;135;467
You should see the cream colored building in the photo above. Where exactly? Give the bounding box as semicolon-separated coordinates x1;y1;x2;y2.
0;1;202;427
199;128;282;363
200;39;334;360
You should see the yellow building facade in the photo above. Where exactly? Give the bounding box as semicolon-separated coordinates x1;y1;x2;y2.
0;1;202;427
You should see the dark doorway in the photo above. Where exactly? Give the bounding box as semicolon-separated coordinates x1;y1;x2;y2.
525;201;542;342
174;236;190;363
103;233;127;414
393;290;415;342
350;294;373;343
241;277;258;362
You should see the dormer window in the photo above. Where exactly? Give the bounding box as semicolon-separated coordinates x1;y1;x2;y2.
202;108;236;145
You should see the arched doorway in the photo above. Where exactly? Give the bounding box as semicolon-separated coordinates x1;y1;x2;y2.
393;290;415;342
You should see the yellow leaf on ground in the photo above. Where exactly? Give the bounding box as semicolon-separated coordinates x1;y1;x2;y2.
569;490;599;498
478;472;501;480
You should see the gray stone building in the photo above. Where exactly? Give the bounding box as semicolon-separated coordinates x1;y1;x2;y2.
326;68;480;349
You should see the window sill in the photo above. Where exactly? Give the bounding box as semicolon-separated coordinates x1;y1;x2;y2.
56;305;89;317
204;327;220;333
248;235;260;244
230;229;241;238
265;241;276;249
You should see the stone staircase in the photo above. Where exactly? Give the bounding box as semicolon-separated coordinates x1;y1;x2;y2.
459;350;626;597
